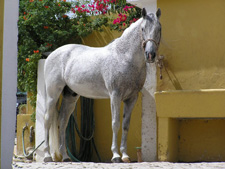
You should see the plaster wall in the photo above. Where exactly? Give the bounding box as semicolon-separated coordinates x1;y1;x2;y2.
156;0;225;162
157;0;225;91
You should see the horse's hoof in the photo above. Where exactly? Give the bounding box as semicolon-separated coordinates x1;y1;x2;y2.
122;157;131;163
63;158;72;162
111;157;122;163
44;156;53;162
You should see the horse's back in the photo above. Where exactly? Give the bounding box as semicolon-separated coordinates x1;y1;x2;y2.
44;44;110;98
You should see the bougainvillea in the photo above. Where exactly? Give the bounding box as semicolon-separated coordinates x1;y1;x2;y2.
18;0;141;119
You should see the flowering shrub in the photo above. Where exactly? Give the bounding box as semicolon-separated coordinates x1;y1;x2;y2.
18;0;141;119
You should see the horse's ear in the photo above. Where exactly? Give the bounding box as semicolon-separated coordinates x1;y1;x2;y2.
142;8;147;18
156;8;161;19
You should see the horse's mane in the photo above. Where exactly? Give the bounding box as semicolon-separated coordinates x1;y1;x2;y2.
121;17;143;38
107;18;143;47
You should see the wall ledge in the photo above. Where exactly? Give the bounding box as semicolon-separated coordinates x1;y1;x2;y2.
155;89;225;118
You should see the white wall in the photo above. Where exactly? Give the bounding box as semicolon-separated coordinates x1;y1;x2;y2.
1;0;18;168
127;0;157;13
35;59;46;162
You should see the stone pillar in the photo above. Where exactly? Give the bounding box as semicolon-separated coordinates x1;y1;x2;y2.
141;63;157;161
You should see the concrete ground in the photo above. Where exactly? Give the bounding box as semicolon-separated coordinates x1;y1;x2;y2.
13;137;225;169
12;144;225;169
12;161;225;169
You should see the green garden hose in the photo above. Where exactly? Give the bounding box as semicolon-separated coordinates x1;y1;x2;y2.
66;97;101;162
15;125;44;159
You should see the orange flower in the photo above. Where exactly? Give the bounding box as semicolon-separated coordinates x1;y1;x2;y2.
58;3;61;6
26;58;30;62
44;6;49;8
29;0;34;2
63;0;66;1
62;15;67;18
24;12;26;15
23;16;27;20
44;26;49;29
33;50;39;54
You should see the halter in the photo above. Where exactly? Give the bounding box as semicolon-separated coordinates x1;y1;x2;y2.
140;23;164;79
142;38;159;50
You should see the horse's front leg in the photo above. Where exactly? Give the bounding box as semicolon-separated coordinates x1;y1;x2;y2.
120;94;138;163
110;93;122;163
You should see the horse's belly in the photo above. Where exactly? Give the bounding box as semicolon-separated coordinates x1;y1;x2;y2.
68;83;110;99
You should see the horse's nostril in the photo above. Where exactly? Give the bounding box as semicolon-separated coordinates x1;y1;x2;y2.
152;52;156;59
145;52;149;59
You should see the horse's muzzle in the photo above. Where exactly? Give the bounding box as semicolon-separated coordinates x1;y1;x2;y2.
146;52;156;63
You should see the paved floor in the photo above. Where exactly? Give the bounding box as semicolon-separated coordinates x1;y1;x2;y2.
12;138;225;169
12;161;225;169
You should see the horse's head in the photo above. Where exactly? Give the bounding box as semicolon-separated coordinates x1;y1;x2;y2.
141;8;161;63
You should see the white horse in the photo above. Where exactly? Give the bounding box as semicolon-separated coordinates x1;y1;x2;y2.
43;8;161;163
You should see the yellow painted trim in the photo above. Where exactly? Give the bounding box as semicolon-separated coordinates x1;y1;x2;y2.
0;0;5;166
155;89;225;118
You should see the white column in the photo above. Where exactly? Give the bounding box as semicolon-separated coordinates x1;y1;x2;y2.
127;0;158;162
1;0;18;168
35;59;46;162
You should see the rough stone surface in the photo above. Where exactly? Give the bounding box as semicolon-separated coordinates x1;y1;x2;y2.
12;162;225;169
141;63;157;162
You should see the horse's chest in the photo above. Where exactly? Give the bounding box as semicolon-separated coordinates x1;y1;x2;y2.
106;63;146;97
121;69;146;90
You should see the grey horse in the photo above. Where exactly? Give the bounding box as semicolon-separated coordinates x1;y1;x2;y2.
43;8;161;163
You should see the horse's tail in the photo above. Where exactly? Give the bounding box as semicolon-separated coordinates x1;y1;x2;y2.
43;74;61;161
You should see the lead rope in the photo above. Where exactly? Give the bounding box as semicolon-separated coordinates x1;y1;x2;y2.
156;55;164;80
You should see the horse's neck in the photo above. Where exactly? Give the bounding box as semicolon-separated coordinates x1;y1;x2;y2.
114;19;145;67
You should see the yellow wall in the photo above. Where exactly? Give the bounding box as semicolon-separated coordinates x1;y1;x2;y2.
17;114;35;155
81;27;142;162
156;89;225;162
158;0;225;91
156;0;225;162
179;119;225;162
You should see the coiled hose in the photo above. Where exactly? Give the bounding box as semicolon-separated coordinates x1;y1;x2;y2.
66;97;101;162
14;125;44;159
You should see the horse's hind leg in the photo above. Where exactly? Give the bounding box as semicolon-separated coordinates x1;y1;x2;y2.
44;84;64;162
110;92;122;163
120;94;138;163
58;86;80;162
